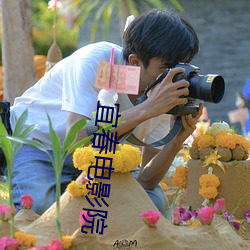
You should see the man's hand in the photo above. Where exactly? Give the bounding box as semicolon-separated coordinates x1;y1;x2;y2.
171;102;204;145
141;67;190;119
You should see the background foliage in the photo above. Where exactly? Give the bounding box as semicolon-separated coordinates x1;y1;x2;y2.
0;1;79;65
32;0;79;58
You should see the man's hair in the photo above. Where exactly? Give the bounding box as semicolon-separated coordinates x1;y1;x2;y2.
122;9;199;68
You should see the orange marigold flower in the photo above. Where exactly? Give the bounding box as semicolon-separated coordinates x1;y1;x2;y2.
215;131;237;149
62;236;73;249
192;137;199;147
14;231;36;247
197;134;215;149
172;166;188;188
199;186;218;199
233;134;250;151
160;182;168;191
175;165;188;178
199;174;220;188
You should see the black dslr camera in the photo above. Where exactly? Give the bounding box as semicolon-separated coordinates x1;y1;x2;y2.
134;63;225;116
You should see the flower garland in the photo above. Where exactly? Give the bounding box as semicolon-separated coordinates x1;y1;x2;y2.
68;144;142;197
172;165;188;189
73;144;142;174
191;121;250;161
14;231;36;247
199;167;220;206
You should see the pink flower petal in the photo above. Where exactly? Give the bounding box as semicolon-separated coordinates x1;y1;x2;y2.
0;236;19;249
139;210;162;226
213;197;225;215
197;207;214;225
20;194;33;209
79;210;93;226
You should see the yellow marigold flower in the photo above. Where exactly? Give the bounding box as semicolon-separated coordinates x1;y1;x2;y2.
67;180;85;197
172;166;188;188
199;186;218;199
68;179;99;198
215;131;237;149
118;144;142;172
87;157;108;177
73;147;94;169
15;231;36;247
62;235;73;249
199;174;220;188
83;180;99;198
197;134;215;149
112;150;124;172
73;144;142;174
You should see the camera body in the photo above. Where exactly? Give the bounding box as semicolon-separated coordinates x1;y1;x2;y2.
135;63;225;116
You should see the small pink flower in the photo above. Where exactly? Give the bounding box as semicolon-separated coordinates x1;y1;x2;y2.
0;205;16;221
197;207;214;225
48;0;62;11
213;197;225;215
20;194;33;209
139;210;162;227
171;208;182;225
47;239;64;250
81;177;88;185
79;210;93;226
0;236;20;250
31;239;63;250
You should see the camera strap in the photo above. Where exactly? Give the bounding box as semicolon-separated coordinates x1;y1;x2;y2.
86;117;183;147
87;69;184;147
117;116;183;147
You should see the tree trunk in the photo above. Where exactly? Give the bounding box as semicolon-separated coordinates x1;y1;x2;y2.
1;0;35;104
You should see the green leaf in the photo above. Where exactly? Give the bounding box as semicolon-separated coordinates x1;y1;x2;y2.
11;124;38;154
66;123;113;154
47;114;63;174
6;136;52;161
70;0;184;43
74;0;99;27
230;196;245;219
19;124;38;139
126;0;139;16
165;188;180;220
63;118;86;151
169;0;184;12
67;134;94;155
0;120;12;161
144;0;165;9
12;109;28;137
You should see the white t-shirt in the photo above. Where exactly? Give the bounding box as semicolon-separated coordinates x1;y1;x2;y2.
10;41;170;149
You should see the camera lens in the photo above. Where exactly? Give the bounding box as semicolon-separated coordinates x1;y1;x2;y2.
189;74;225;103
